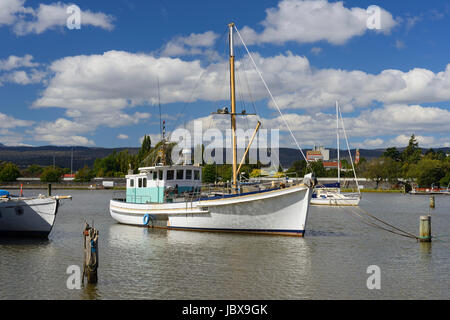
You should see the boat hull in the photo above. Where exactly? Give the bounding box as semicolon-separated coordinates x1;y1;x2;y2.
110;184;312;237
0;197;58;237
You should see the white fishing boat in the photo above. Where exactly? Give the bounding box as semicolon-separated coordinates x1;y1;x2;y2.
0;190;72;237
311;101;361;206
109;23;316;237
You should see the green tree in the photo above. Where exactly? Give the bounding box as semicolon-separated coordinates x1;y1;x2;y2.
202;164;216;183
407;159;446;187
0;162;20;182
307;160;326;177
40;166;63;182
402;134;422;164
75;165;95;182
22;164;43;177
440;173;450;188
363;158;386;189
383;157;401;184
250;168;265;178
138;135;152;163
383;147;402;162
287;160;307;177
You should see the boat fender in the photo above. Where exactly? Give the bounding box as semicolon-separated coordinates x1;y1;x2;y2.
143;214;151;226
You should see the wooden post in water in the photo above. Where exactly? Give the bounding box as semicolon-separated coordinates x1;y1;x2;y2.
429;196;435;208
419;215;431;242
82;222;99;284
47;183;52;196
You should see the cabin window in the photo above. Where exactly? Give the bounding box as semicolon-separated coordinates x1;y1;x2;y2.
158;170;163;180
194;170;200;180
167;170;174;180
138;178;142;188
176;170;184;180
143;177;147;188
185;170;192;180
129;179;134;187
153;171;157;180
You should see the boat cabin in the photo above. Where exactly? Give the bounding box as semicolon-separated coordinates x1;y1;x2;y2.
126;165;202;204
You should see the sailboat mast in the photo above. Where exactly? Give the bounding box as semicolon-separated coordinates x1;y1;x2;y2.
229;23;238;190
336;101;340;190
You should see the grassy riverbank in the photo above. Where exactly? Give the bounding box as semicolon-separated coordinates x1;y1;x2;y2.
341;188;403;193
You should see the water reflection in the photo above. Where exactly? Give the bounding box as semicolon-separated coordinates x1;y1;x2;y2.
0;237;50;246
1;191;449;299
81;283;101;300
419;241;432;255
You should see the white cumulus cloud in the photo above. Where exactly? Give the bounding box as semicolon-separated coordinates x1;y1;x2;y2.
239;0;398;46
0;1;114;35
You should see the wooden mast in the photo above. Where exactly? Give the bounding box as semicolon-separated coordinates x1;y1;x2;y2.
229;23;238;191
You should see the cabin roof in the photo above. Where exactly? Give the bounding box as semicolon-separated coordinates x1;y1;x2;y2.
138;164;201;172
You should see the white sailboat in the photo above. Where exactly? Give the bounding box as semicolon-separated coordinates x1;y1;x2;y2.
311;101;361;206
109;23;315;237
0;190;72;237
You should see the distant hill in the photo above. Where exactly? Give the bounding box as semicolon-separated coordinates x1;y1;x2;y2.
0;145;448;170
0;145;139;170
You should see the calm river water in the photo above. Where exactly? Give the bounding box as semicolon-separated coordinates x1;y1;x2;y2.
0;189;449;300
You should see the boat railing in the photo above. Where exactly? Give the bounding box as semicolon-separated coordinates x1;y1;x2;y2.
166;178;303;204
112;178;305;204
112;191;126;202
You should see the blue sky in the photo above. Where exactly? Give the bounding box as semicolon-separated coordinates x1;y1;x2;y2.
0;0;449;149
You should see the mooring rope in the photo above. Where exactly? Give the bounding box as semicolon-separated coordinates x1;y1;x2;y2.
341;206;419;240
432;233;450;240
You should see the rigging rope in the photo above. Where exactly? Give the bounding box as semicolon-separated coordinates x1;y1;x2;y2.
234;25;312;173
167;29;229;139
337;102;360;194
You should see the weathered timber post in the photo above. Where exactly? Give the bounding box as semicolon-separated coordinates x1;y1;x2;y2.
47;183;52;196
82;222;99;284
419;215;431;242
429;196;435;209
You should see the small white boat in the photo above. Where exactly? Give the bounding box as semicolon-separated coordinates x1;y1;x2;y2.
311;101;361;206
109;23;315;237
311;186;360;206
0;190;71;237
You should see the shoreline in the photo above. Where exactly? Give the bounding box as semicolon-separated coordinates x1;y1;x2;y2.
1;184;406;193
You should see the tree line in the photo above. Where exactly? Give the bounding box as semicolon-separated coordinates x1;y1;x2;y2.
0;134;448;188
286;134;449;189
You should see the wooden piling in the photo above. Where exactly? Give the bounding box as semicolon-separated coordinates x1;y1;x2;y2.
429;196;435;208
419;215;431;242
82;222;99;284
47;183;52;196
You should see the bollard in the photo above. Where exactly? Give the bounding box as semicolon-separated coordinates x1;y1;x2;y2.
419;215;431;242
429;196;435;208
47;183;52;196
82;222;99;284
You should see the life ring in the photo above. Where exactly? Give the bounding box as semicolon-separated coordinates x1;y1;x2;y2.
143;214;151;226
